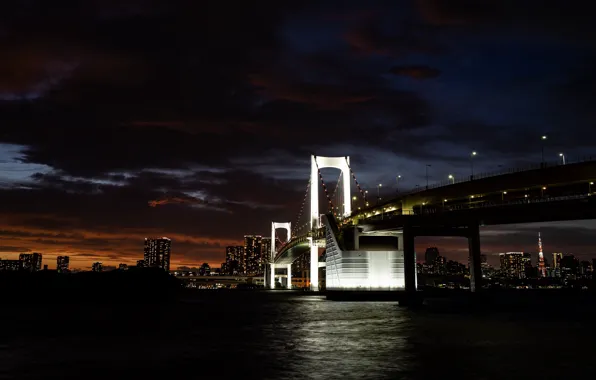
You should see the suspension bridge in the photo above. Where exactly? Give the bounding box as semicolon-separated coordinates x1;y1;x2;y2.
266;155;596;297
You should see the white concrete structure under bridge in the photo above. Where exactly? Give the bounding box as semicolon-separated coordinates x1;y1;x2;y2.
323;213;412;292
270;155;408;293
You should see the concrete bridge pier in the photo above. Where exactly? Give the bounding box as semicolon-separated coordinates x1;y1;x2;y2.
401;221;483;302
401;226;420;306
468;223;482;293
286;264;292;289
309;239;319;291
403;226;417;296
269;263;275;289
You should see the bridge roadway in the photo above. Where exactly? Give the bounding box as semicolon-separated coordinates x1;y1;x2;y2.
274;194;596;266
272;160;596;295
358;194;596;231
273;229;325;265
352;159;596;220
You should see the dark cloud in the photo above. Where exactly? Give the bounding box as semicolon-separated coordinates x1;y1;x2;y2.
0;0;595;269
390;65;441;79
0;246;31;253
343;20;444;57
416;0;596;44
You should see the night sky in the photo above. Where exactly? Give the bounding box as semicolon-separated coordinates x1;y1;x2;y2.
1;0;596;270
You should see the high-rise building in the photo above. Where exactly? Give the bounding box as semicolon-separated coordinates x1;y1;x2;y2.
499;252;526;279
136;259;145;268
144;237;172;271
225;246;244;274
446;260;466;275
261;237;272;265
0;260;21;271
91;262;103;272
537;232;546;277
434;255;447;275
522;252;533;278
553;253;563;268
560;255;579;278
57;256;70;273
19;253;42;272
244;235;263;275
425;247;439;265
579;261;592;277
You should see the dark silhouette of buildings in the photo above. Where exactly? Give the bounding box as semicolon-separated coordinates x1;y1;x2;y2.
560;255;579;278
19;253;42;272
199;263;211;276
225;246;244;274
92;262;103;272
425;247;439;265
57;256;70;273
0;260;21;271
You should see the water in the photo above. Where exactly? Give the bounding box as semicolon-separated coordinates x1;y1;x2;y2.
1;291;595;379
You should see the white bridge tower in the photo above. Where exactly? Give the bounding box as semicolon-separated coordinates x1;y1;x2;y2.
269;222;291;289
309;155;351;291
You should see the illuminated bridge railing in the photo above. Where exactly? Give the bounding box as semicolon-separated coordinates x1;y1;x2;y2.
274;228;326;261
344;156;596;222
356;194;591;222
388;156;596;198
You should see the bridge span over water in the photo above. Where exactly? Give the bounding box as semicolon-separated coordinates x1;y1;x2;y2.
267;155;596;297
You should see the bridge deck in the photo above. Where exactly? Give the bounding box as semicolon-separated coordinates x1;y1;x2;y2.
275;159;596;265
359;195;596;231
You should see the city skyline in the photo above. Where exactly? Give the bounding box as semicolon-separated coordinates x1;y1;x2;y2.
1;1;596;268
1;220;589;270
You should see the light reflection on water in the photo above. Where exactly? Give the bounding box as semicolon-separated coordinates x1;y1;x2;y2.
259;296;413;379
1;292;595;379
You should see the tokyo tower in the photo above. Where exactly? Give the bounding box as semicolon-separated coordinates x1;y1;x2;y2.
538;232;547;277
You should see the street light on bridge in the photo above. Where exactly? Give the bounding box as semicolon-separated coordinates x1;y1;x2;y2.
559;152;566;165
541;135;548;165
502;191;507;201
396;175;401;193
377;184;382;205
590;182;594;196
470;151;477;180
448;174;454;184
425;164;431;189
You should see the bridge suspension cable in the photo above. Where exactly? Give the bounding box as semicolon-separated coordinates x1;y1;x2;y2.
292;178;311;237
345;156;367;204
314;159;335;213
329;172;342;200
329;172;343;217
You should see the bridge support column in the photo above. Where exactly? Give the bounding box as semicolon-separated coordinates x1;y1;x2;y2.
403;227;417;295
309;240;319;291
269;264;275;289
468;223;482;293
287;264;292;289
